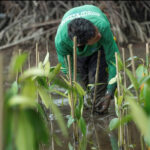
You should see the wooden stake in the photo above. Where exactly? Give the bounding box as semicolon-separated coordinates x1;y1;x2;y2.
28;52;31;69
122;48;127;88
67;55;78;144
73;36;77;82
92;50;101;114
36;43;38;67
0;53;3;150
128;44;136;77
19;49;22;75
115;52;120;97
146;43;149;72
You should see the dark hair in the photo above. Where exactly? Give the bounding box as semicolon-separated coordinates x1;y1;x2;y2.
68;18;96;45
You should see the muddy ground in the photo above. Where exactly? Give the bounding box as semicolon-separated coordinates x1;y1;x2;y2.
1;41;147;150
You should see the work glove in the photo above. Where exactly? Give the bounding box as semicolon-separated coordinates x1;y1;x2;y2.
94;93;111;114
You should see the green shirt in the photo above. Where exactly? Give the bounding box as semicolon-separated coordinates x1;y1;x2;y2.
55;5;120;94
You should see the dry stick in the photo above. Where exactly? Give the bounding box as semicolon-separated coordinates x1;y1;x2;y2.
92;50;101;114
0;53;3;150
73;36;79;144
36;43;38;67
28;52;31;69
128;44;136;77
146;43;149;73
122;48;127;88
73;36;77;82
67;55;77;145
122;48;130;150
115;52;123;149
19;49;23;75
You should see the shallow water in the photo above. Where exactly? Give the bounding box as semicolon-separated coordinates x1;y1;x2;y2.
2;42;145;150
49;97;141;150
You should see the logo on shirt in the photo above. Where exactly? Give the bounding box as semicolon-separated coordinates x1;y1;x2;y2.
61;11;100;26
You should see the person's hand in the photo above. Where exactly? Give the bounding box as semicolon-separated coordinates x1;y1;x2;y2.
94;94;111;114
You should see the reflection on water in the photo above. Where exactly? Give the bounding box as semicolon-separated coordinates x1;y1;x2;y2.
48;98;141;150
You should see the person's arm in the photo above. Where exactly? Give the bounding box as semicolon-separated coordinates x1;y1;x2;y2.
100;23;120;96
55;39;72;75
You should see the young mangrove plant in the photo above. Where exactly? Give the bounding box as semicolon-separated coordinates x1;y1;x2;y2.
4;50;69;150
109;43;150;150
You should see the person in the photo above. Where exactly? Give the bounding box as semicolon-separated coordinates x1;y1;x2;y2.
55;4;120;114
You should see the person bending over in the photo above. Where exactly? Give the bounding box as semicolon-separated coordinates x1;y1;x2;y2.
55;5;120;114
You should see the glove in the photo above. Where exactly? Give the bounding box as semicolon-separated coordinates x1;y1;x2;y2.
94;93;111;114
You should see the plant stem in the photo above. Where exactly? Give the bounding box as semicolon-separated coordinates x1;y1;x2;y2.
73;36;77;82
115;52;123;149
67;55;77;145
92;50;101;114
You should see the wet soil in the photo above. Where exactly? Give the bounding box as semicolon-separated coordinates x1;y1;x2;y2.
1;41;147;150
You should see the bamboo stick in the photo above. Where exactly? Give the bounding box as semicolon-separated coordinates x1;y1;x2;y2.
0;53;3;150
73;36;77;82
146;43;149;73
122;48;130;150
115;52;123;149
122;48;127;88
115;52;120;97
28;52;31;69
67;55;77;144
36;42;38;67
92;50;101;114
128;44;136;77
19;49;22;75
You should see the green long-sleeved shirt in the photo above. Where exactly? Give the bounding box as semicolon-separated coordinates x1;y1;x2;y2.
55;5;119;94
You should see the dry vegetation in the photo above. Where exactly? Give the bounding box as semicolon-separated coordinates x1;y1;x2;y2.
0;1;150;50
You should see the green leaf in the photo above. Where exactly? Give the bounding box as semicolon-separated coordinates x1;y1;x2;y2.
136;65;147;82
143;80;150;115
38;87;68;136
108;75;117;85
44;61;50;76
79;117;86;136
21;79;37;100
48;64;61;82
5;81;19;101
109;118;119;131
127;97;150;144
16;111;35;150
50;89;68;98
73;82;85;97
9;52;28;77
79;136;87;150
125;68;139;91
67;115;75;128
68;142;74;150
117;96;123;107
27;107;50;145
43;52;49;66
19;67;45;81
8;95;37;109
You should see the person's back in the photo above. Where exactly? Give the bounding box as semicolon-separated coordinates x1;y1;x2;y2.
54;4;120;114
